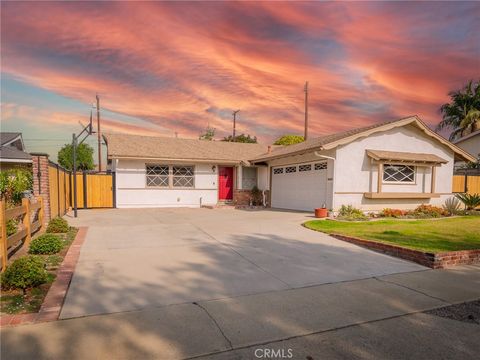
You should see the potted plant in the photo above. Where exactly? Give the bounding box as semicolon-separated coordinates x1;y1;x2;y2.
327;208;334;218
315;203;328;218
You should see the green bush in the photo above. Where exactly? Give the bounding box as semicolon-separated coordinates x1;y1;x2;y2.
337;205;368;221
1;255;48;291
0;169;32;205
455;193;480;210
29;234;63;255
6;219;18;236
443;197;461;215
46;217;69;233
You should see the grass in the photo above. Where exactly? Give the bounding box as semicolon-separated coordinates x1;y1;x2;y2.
0;227;78;315
304;216;480;253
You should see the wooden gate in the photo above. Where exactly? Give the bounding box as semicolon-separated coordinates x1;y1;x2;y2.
71;172;115;209
453;175;480;194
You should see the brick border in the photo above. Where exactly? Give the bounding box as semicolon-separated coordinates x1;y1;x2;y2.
1;227;87;327
329;233;480;269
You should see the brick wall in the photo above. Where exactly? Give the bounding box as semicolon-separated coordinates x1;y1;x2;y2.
233;189;270;206
31;153;51;221
330;234;480;269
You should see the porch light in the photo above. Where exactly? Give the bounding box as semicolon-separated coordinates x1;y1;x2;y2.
212;165;216;173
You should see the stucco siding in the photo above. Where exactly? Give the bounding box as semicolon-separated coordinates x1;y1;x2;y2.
115;159;218;208
333;124;455;211
455;134;480;159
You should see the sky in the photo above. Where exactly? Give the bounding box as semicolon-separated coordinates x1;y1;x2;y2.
1;1;479;163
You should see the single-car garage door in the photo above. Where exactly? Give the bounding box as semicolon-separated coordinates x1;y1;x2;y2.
271;161;327;211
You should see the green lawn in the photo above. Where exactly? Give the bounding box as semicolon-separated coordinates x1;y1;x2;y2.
304;216;480;253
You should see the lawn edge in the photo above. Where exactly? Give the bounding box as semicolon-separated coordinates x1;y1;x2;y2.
302;222;480;269
1;226;88;327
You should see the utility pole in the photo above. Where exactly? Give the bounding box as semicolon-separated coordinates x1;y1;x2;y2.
304;81;309;140
232;110;240;141
96;94;102;171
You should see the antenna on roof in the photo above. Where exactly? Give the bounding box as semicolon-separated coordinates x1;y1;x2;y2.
232;110;240;142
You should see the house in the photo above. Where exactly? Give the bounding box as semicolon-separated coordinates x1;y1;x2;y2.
453;129;479;169
104;116;475;211
0;132;32;171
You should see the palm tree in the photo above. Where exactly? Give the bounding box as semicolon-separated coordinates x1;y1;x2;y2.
437;80;480;141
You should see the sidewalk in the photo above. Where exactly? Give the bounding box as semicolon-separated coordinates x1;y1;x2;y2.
1;265;479;360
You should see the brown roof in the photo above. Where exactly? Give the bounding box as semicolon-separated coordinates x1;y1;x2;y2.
103;133;268;164
366;149;447;164
251;116;476;163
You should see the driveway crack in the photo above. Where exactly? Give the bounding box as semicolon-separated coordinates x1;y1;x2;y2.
374;276;451;305
193;301;233;349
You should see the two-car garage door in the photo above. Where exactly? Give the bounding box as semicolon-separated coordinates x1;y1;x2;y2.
271;161;327;211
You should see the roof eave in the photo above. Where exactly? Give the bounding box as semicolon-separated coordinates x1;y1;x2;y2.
108;155;243;165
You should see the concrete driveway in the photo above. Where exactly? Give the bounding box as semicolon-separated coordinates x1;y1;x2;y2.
62;208;424;318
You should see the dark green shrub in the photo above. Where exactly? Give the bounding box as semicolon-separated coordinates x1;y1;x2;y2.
1;255;48;291
46;217;69;233
455;193;480;210
29;234;63;255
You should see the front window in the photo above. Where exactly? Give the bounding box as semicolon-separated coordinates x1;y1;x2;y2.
242;167;257;189
146;165;195;188
146;165;169;187
383;164;415;183
173;166;195;187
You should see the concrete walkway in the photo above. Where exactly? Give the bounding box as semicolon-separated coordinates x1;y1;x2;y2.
60;208;423;318
2;264;479;359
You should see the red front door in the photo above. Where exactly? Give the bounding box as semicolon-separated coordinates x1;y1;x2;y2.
218;167;234;200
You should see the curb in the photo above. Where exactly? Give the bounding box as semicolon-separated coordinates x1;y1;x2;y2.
1;227;88;327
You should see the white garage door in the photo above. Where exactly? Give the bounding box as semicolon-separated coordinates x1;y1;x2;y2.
271;162;327;211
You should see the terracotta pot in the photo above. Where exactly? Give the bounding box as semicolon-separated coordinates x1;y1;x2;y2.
315;208;328;218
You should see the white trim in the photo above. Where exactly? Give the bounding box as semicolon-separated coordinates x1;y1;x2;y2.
0;158;33;163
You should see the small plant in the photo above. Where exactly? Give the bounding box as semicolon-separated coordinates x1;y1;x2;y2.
250;186;263;206
455;193;480;210
46;217;69;233
380;208;407;218
6;219;18;236
443;197;461;215
29;234;63;255
1;255;48;293
337;205;368;221
412;204;448;218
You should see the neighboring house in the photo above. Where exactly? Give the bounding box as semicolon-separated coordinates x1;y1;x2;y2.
104;116;474;211
0;132;32;171
453;130;480;169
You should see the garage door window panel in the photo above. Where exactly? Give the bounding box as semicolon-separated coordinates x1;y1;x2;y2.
285;166;297;173
146;165;169;187
273;168;283;175
314;162;327;170
299;164;312;172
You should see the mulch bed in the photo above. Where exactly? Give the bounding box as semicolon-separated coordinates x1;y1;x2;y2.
426;300;480;325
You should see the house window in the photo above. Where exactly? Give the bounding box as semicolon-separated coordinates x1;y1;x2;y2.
173;166;195;188
146;165;169;187
383;164;415;183
314;162;327;170
285;166;297;173
273;168;283;175
299;164;312;172
242;167;257;189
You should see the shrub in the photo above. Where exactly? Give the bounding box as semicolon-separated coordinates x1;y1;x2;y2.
1;255;48;291
443;197;461;215
29;234;63;255
6;219;18;236
0;169;33;205
455;193;480;210
250;186;263;206
337;205;368;221
412;204;448;218
380;208;407;218
46;217;69;233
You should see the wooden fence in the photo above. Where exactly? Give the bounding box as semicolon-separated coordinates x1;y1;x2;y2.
452;175;480;194
0;197;44;271
48;162;72;218
71;172;114;209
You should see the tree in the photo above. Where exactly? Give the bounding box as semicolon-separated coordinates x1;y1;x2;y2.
0;169;33;205
199;126;215;141
57;143;95;171
273;135;305;145
437;80;480;140
222;134;257;143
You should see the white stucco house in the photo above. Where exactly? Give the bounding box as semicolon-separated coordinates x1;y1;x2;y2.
104;116;475;212
453;129;480;169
